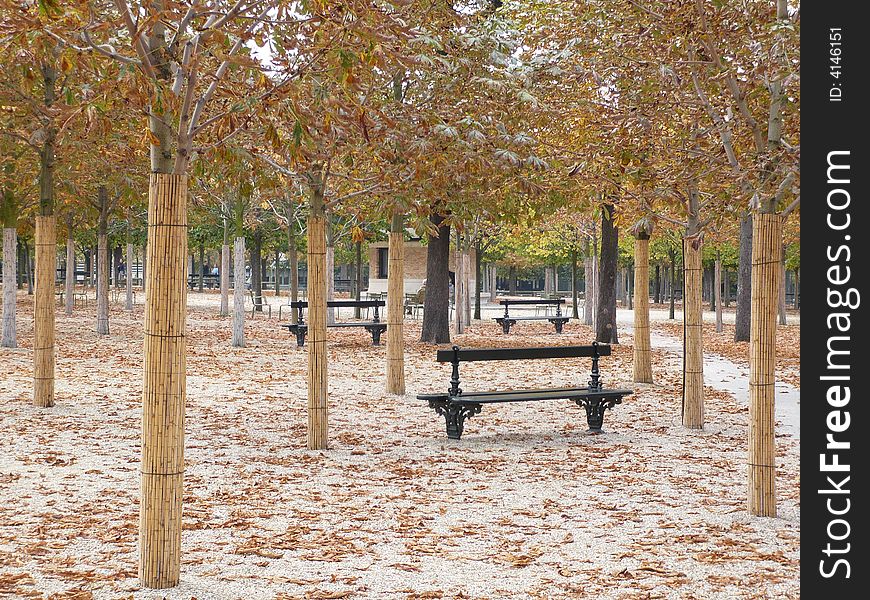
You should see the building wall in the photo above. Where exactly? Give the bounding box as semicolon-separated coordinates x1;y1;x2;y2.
367;240;477;295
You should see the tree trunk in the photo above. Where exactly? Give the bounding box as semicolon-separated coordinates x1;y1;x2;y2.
139;173;187;589
489;263;498;302
420;213;451;343
219;217;229;316
669;254;676;320
723;268;730;307
595;204;618;343
748;212;782;517
715;259;723;333
197;241;204;293
96;186;109;335
571;249;579;319
454;230;465;334
289;230;299;323
633;236;652;382
682;237;704;429
735;214;753;341
326;239;335;325
386;212;405;395
307;176;328;450
583;254;594;326
232;236;246;346
508;265;517;295
778;244;787;325
63;226;74;315
654;264;661;304
2;227;16;348
462;249;471;326
473;240;482;320
626;266;633;310
126;242;134;310
251;229;262;311
25;241;33;295
354;240;362;319
274;249;280;295
90;245;96;289
113;245;123;289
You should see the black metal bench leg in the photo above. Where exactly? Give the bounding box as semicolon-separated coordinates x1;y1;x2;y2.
428;399;481;440
296;329;307;347
367;326;385;345
553;319;564;333
498;319;513;334
576;397;622;432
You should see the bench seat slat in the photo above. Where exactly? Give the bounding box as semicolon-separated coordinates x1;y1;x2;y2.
495;316;570;321
417;386;588;401
418;388;632;404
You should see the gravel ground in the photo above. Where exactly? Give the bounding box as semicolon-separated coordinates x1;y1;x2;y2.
0;291;799;599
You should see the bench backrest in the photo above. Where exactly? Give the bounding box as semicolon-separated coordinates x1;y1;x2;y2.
498;298;564;306
290;300;385;308
436;343;609;363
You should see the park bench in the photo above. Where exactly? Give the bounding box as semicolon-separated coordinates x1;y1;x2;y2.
494;298;570;334
188;274;220;289
417;342;631;440
281;299;387;347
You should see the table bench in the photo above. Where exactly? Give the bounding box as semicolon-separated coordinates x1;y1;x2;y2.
281;300;387;347
495;298;570;334
417;342;631;439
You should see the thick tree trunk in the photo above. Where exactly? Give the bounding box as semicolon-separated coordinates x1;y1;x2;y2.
2;227;16;347
508;265;517;295
33;218;56;408
682;237;704;429
307;178;328;450
748;213;782;517
715;259;723;333
420;213;451;343
633;236;652;383
232;237;246;346
595;204;618;343
386;212;405;395
139;173;187;589
96;231;109;334
735;214;753;341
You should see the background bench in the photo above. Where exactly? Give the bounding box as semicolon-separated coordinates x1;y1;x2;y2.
417;342;631;439
281;300;387;346
495;298;570;334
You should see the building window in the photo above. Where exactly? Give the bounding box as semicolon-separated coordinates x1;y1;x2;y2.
377;248;388;279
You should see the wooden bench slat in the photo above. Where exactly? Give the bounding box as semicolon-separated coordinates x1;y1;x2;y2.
435;344;610;363
498;298;564;305
417;386;588;400
451;388;633;404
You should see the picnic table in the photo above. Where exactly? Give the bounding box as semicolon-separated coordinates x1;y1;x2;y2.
494;298;571;334
281;299;387;346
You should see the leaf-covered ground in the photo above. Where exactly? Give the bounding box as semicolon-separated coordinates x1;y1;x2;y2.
0;292;799;599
